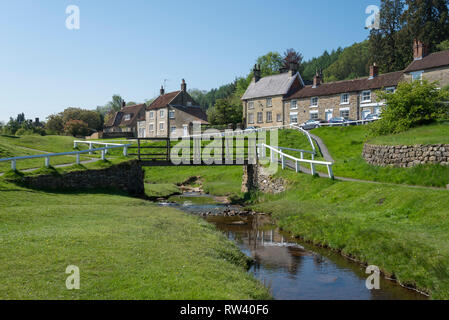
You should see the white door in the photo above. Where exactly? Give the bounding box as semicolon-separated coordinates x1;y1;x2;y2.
183;125;189;137
325;111;333;121
362;110;370;120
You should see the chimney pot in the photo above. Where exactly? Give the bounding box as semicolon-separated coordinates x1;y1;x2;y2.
122;101;126;109
181;79;187;92
253;64;261;82
313;71;322;88
369;63;379;79
160;86;165;96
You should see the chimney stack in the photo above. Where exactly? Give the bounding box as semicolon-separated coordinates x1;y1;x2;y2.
160;86;165;96
253;64;261;82
122;101;126;109
313;70;322;88
181;79;187;92
369;63;379;79
289;61;298;76
413;39;429;60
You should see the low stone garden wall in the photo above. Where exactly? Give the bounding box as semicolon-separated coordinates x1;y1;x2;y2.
363;143;449;168
13;160;144;195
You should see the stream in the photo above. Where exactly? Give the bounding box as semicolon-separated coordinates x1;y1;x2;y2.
159;192;427;300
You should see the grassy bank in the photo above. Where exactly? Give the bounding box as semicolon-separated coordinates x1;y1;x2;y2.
311;125;449;187
0;179;269;299
250;169;449;299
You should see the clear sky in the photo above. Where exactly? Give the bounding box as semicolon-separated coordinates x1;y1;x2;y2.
0;0;380;122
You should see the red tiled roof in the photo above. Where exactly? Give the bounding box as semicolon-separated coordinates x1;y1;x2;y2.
104;104;146;128
404;50;449;73
287;71;404;99
148;91;181;110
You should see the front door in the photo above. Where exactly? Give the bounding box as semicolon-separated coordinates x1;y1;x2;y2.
183;125;189;137
325;111;333;121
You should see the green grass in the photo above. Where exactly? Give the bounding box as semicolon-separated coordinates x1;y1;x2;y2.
250;168;449;299
311;125;449;187
145;183;181;198
0;180;270;300
368;123;449;146
144;166;243;198
0;135;77;153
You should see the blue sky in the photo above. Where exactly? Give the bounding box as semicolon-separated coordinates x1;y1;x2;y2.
0;0;380;122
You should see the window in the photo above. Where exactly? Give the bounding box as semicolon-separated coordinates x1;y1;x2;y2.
170;126;177;133
248;113;254;124
169;110;175;119
149;111;154;119
187;101;192;107
266;98;272;107
341;93;349;104
411;71;423;82
276;113;282;122
310;111;319;120
124;114;131;121
149;124;154;131
257;112;263;123
160;110;165;118
311;97;318;106
248;101;254;109
290;113;298;124
340;108;350;119
266;111;272;123
159;122;164;131
362;91;371;102
385;87;395;94
291;100;298;109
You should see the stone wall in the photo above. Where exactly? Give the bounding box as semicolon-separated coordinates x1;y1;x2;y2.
16;161;144;195
363;143;449;167
242;163;287;194
242;164;259;193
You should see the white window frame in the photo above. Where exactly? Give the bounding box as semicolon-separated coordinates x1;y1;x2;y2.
124;114;131;121
309;110;319;120
289;112;298;124
170;126;177;133
169;110;175;119
160;110;165;118
266;98;272;107
159;122;165;131
291;100;298;110
276;113;282;122
385;87;396;94
361;90;371;103
340;93;349;105
187;101;192;107
266;111;272;123
411;71;423;82
311;97;318;107
149;123;154;132
339;107;350;119
248;101;254;110
257;112;263;123
149;111;154;120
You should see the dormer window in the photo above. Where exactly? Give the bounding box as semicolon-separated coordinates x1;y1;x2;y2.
124;114;131;121
385;87;396;94
411;71;423;82
311;97;318;107
187;101;192;107
361;91;371;103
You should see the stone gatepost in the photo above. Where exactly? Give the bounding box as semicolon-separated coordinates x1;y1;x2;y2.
242;163;259;193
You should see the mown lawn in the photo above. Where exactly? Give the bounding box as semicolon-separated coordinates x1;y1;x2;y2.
0;180;270;300
250;169;449;299
311;125;449;187
368;122;449;146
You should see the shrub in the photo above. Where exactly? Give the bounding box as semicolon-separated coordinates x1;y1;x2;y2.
370;80;449;136
64;120;89;137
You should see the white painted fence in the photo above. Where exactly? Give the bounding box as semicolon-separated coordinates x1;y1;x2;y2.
73;141;130;156
259;143;334;179
0;143;131;171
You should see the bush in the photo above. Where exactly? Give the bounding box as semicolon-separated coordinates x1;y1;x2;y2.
64;120;89;137
370;80;449;136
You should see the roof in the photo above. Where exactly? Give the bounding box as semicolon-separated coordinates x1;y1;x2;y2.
287;71;404;99
404;50;449;73
241;72;302;100
172;105;209;124
105;104;146;128
148;91;181;110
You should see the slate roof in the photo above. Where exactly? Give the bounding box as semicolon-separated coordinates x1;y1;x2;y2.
404;50;449;73
287;71;404;99
105;104;146;128
241;72;302;100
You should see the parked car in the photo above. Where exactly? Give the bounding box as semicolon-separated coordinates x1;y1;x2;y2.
244;126;258;131
364;113;381;121
328;117;347;125
301;119;327;130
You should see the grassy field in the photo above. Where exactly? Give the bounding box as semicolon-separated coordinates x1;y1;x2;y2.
250;169;449;299
311;125;449;187
0;179;270;299
368;122;449;146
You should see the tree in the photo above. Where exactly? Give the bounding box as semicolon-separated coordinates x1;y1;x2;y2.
256;52;284;77
60;107;102;131
437;39;449;51
370;80;449;135
404;0;449;53
64;120;90;137
207;98;242;125
282;48;303;70
301;48;343;82
45;114;64;135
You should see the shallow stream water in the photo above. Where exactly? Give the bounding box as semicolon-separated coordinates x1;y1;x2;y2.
159;193;427;300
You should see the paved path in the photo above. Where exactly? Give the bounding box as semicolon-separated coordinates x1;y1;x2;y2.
308;132;334;162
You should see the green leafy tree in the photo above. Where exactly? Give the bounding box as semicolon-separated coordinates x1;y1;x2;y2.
61;107;102;131
370;80;449;135
301;48;343;81
207;98;242;125
437;39;449;51
45;114;64;135
64;120;90;137
256;52;283;77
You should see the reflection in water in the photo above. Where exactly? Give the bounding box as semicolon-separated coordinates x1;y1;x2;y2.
160;196;427;300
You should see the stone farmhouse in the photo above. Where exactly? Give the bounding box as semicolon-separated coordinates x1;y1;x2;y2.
104;103;146;138
242;40;449;127
139;79;209;138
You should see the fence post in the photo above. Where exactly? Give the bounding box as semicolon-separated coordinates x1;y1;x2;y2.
11;160;16;171
270;149;275;163
45;157;50;168
300;152;304;160
89;142;93;155
74;141;78;148
281;154;285;170
310;163;316;176
76;153;80;165
123;146;128;157
101;150;106;161
295;160;299;173
327;164;334;179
